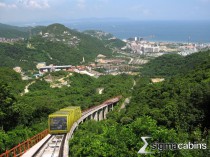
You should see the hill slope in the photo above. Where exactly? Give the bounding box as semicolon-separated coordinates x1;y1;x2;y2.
0;23;30;38
0;23;113;70
70;50;210;157
84;30;126;48
140;50;210;77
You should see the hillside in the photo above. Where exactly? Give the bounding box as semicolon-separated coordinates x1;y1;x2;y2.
0;23;29;38
140;50;210;77
70;50;210;157
0;49;210;156
0;69;133;153
84;30;126;49
0;23;46;38
0;23;113;70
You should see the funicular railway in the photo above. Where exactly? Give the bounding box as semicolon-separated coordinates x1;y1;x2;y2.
0;96;121;157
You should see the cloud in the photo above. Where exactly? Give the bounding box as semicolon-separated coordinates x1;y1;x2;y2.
0;0;50;9
0;2;6;8
20;0;50;9
0;2;17;8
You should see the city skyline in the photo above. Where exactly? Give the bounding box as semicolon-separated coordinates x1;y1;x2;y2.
0;0;210;25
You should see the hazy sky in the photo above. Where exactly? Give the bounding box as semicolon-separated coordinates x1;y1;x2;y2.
0;0;210;25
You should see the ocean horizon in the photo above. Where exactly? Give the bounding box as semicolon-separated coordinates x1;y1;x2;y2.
67;20;210;43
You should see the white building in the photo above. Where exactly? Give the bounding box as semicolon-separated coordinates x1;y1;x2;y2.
142;46;159;53
36;62;46;69
13;66;22;73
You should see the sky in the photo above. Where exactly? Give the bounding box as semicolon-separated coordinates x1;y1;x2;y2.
0;0;210;25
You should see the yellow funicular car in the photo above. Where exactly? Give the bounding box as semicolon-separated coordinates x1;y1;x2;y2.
60;106;81;121
48;106;81;134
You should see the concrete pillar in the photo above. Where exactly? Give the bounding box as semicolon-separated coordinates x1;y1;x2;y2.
103;106;108;119
87;115;91;120
88;115;92;120
92;112;98;121
98;109;103;121
111;103;114;110
108;105;111;111
108;103;114;111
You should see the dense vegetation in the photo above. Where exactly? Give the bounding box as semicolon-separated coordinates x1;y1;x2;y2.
0;23;29;38
84;30;126;49
0;23;114;71
141;51;210;77
69;51;210;157
0;70;133;154
0;68;26;94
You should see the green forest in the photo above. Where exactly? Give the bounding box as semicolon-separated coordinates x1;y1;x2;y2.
69;50;210;157
0;23;29;38
140;51;210;77
0;69;133;153
83;30;126;49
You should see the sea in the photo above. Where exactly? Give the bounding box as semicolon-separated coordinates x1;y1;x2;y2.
67;20;210;43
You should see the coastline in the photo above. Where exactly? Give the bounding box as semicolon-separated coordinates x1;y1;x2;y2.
68;20;210;44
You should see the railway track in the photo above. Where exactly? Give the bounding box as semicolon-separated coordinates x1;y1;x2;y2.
32;134;66;157
30;100;116;157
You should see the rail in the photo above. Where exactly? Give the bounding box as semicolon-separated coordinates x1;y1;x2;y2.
0;129;49;157
32;134;66;157
31;135;53;157
82;95;122;115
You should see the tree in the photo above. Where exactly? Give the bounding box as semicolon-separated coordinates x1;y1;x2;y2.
0;82;17;130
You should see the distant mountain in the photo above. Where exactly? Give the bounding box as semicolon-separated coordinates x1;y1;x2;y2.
84;30;126;48
0;23;49;39
84;30;114;40
0;23;113;70
38;23;81;47
0;23;30;32
0;23;30;38
41;23;69;35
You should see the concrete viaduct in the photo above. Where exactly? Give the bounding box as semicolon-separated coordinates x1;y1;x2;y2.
63;96;121;156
